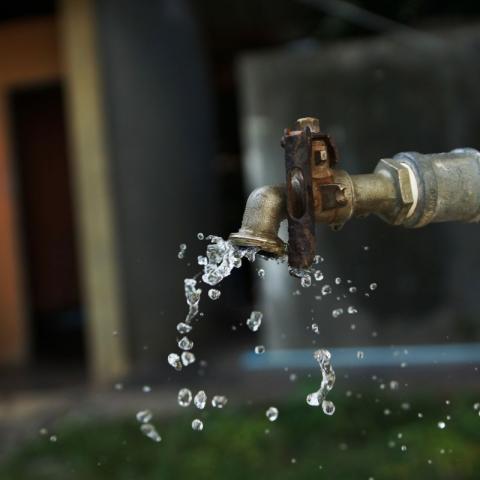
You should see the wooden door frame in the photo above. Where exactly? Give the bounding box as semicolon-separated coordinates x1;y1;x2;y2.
0;10;128;384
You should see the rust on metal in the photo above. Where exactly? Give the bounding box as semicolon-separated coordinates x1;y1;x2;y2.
283;124;315;269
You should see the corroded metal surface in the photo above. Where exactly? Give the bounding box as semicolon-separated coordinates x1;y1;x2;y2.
231;116;480;270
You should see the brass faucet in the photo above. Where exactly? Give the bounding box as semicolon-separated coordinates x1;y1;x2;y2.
230;117;480;269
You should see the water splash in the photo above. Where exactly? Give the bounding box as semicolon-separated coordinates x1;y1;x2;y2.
306;349;336;415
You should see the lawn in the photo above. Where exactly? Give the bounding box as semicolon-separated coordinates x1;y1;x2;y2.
1;386;479;480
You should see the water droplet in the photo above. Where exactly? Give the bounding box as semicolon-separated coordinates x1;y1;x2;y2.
114;383;124;391
400;362;407;368
211;395;228;408
168;353;182;371
257;268;265;278
289;373;297;382
177;322;192;334
194;390;207;409
322;400;335;415
334;277;342;285
369;282;378;291
332;308;343;318
311;323;320;334
49;435;57;443
178;243;187;259
197;255;207;266
178;388;192;407
401;402;410;411
140;423;161;442
142;385;151;393
384;409;391;416
178;336;193;351
181;351;196;366
418;412;424;418
349;286;357;293
306;392;320;406
400;445;407;452
255;345;265;355
363;245;370;251
347;306;358;314
136;410;153;423
438;421;446;429
184;278;202;322
266;406;279;421
39;428;48;436
301;275;312;288
350;323;356;330
314;254;324;263
197;232;204;240
307;349;336;415
314;270;324;282
321;284;332;295
389;380;399;390
208;288;221;300
192;419;204;431
357;351;364;360
247;311;263;332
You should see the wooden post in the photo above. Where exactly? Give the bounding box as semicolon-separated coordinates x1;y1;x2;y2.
59;0;129;383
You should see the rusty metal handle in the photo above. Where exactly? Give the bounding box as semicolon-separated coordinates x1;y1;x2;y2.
284;128;316;269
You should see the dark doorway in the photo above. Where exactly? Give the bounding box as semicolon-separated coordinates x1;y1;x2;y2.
10;83;85;369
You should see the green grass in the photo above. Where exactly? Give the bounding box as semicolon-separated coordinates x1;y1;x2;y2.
1;388;480;480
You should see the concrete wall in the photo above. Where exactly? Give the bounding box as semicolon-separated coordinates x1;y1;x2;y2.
95;0;220;371
238;25;480;349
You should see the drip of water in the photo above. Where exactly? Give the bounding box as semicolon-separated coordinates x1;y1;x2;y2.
178;388;192;407
306;349;336;415
184;279;202;323
208;288;221;300
178;243;187;259
247;311;263;332
140;424;162;442
168;353;182;371
254;345;265;355
136;410;153;423
181;352;195;366
192;419;204;431
194;390;207;409
178;336;193;350
266;406;279;422
212;395;228;408
176;322;192;334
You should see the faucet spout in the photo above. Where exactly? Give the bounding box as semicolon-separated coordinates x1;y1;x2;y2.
229;184;287;257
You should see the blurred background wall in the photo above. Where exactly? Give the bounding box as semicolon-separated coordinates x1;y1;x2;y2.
0;0;479;390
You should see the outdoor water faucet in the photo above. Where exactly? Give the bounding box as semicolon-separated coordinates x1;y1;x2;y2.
230;117;480;270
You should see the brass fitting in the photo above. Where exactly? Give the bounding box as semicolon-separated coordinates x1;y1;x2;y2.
230;117;480;270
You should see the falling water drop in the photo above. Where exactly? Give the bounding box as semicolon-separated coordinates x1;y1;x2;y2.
266;406;279;422
208;289;221;300
194;390;207;409
140;424;162;442
178;388;193;407
136;410;153;423
247;311;263;332
192;419;204;431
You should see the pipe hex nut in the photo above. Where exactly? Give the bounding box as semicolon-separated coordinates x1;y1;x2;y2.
375;159;414;225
